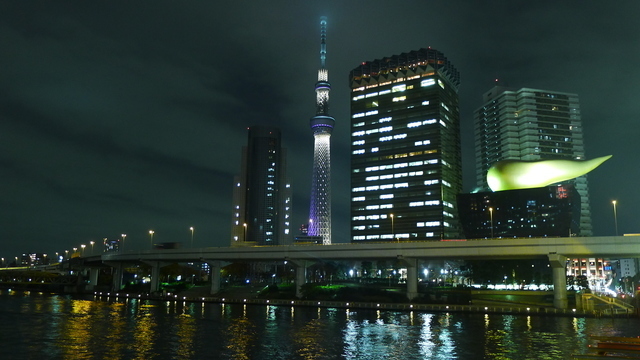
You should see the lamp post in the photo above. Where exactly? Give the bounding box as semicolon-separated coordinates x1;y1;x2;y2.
80;244;86;257
390;213;395;241
73;248;77;257
55;252;59;262
121;234;126;252
243;223;247;242
612;200;618;236
65;250;69;260
90;241;95;255
489;207;494;239
190;227;194;248
1;258;4;268
149;230;154;249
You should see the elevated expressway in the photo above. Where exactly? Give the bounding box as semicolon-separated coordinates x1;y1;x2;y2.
97;236;639;309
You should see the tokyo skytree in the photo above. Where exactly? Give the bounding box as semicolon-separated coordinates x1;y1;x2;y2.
308;16;334;245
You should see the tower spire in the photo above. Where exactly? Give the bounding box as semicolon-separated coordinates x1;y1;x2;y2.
308;16;335;245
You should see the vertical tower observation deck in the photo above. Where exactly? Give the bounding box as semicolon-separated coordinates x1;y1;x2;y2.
309;16;335;245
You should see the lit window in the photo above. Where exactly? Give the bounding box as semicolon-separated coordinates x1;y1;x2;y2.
380;204;393;209
392;96;406;102
379;89;391;95
421;79;435;87
422;101;430;106
353;112;365;118
423;119;436;125
439;120;447;127
424;180;439;186
441;103;450;111
352;94;365;101
365;92;378;98
352;187;365;192
353;140;365;145
379;136;392;142
438;79;445;89
365;110;378;116
394;182;409;188
353;131;365;136
365;176;379;181
353;122;365;128
379;117;392;122
352;196;365;201
352;149;365;155
380;194;394;199
392;84;406;92
394;134;406;140
366;205;380;210
371;147;379;152
380;126;392;132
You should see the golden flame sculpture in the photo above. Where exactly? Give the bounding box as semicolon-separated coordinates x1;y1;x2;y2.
487;155;612;192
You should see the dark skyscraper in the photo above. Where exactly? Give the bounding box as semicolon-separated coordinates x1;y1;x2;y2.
474;87;593;235
349;48;463;242
231;126;292;246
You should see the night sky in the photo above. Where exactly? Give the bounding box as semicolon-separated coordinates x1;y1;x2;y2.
1;1;638;258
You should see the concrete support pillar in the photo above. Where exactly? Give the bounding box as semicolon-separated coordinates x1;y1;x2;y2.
87;267;100;290
206;261;223;295
398;257;418;301
288;259;310;299
142;261;169;294
106;262;124;292
548;253;568;309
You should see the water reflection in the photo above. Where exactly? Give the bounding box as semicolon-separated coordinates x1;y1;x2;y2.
1;292;639;359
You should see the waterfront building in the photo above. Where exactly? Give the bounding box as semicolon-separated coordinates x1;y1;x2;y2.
308;17;335;245
349;48;463;242
230;126;292;246
475;86;593;235
457;184;581;239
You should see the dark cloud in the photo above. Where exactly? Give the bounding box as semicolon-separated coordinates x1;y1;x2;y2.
0;1;638;258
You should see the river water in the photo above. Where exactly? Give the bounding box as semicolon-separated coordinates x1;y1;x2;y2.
1;290;638;360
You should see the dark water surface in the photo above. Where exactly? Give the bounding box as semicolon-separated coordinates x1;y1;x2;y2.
1;290;638;359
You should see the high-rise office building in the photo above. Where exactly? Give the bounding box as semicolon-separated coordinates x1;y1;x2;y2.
308;17;335;245
475;86;592;235
349;48;463;242
230;126;292;246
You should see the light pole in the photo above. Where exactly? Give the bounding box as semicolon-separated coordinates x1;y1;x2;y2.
90;241;95;255
73;247;77;257
612;200;618;236
190;227;194;248
65;250;69;260
243;223;247;242
149;230;154;249
489;207;494;239
55;252;59;262
80;244;86;257
1;258;4;268
390;213;395;241
121;234;127;251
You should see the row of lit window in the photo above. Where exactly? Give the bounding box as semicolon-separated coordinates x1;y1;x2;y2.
363;159;439;173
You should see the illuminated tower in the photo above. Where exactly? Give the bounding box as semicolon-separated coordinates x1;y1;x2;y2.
308;16;335;245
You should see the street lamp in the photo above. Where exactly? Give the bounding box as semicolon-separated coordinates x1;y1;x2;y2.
190;227;194;248
65;250;69;260
90;241;95;255
390;213;395;241
612;200;618;236
149;230;154;249
489;207;494;238
73;247;77;257
121;234;127;251
243;223;247;242
81;244;86;256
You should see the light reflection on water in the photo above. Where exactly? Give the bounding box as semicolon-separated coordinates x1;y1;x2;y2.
0;290;639;360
